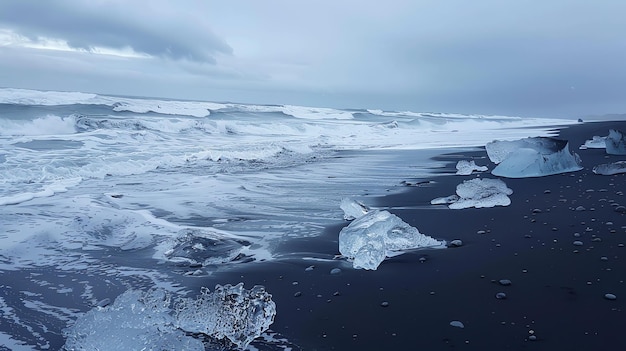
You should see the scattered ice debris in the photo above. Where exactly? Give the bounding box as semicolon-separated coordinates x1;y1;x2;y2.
176;283;276;349
593;161;626;175
449;321;465;328
606;129;626;155
580;135;608;149
485;137;582;178
63;284;275;350
432;178;513;209
449;240;463;247
498;279;512;286
455;160;488;175
495;292;507;299
430;194;460;205
338;210;445;270
340;197;370;220
158;229;249;267
605;293;617;300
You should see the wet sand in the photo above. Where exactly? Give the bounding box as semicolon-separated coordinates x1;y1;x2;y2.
197;120;626;350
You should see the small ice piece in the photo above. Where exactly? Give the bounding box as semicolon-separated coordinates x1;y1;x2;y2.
486;137;582;178
450;321;465;328
63;289;204;351
340;197;370;220
338;210;445;270
606;129;626;155
431;194;460;205
175;283;276;349
580;135;607;149
437;178;513;209
593;161;626;175
455;160;488;175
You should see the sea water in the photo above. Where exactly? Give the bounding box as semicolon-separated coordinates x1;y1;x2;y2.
0;88;576;349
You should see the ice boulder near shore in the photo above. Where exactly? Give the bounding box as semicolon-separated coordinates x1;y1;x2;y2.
455;160;488;175
431;178;513;209
338;210;445;270
606;129;626;155
486;137;582;178
593;161;626;175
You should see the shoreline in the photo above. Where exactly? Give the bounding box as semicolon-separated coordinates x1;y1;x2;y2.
199;120;626;350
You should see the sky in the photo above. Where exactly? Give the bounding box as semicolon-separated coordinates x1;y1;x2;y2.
1;0;625;118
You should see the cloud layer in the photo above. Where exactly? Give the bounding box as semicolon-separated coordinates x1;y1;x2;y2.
1;0;625;117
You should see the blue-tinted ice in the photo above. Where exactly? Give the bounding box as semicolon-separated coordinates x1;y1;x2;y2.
455;160;488;175
486;137;582;178
593;161;626;175
63;283;275;350
606;129;626;155
431;178;513;209
338;210;445;270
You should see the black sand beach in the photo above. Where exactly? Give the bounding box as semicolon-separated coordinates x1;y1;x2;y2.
192;120;626;350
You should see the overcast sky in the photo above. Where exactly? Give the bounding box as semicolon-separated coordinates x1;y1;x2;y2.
1;0;625;118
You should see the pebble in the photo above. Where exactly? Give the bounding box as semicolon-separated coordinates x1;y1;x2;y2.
499;279;512;286
575;206;586;211
449;240;463;247
305;265;315;271
573;241;583;246
495;292;507;299
528;335;537;341
450;321;465;328
294;291;302;297
532;209;542;214
330;268;342;275
477;230;487;235
605;293;617;300
615;206;626;214
380;301;390;307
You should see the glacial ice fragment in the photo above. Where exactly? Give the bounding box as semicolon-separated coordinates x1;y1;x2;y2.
455;160;488;175
63;284;276;351
162;229;249;266
340;197;370;220
338;210;445;270
175;283;276;350
580;135;607;149
63;289;204;351
593;161;626;175
606;129;626;155
485;137;582;178
432;178;513;209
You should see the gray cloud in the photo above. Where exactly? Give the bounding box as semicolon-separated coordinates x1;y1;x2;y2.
0;0;232;62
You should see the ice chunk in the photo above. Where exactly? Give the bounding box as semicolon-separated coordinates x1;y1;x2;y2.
593;161;626;175
340;197;370;220
580;135;607;149
338;210;445;270
162;229;249;266
433;178;513;209
63;284;275;350
606;129;626;155
175;283;276;350
63;289;204;351
455;160;488;175
486;137;582;178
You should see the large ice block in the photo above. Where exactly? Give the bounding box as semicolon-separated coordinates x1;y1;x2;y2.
593;161;626;175
432;178;513;209
338;210;445;270
176;283;276;349
486;137;582;178
606;129;626;155
63;284;275;350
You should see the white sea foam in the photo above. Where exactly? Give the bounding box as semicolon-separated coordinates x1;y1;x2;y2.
0;114;77;136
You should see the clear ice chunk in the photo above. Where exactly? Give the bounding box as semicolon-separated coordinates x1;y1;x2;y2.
606;129;626;155
162;229;248;266
338;210;445;270
580;135;607;149
593;161;626;175
486;137;582;178
340;197;370;220
455;160;488;175
432;178;513;209
63;284;275;351
63;289;204;351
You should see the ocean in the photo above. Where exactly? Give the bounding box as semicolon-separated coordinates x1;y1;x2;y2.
0;88;579;350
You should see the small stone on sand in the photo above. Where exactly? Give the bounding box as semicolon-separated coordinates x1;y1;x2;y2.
605;293;617;300
330;268;341;275
450;321;465;328
499;279;512;286
573;241;583;246
495;292;507;299
449;240;463;247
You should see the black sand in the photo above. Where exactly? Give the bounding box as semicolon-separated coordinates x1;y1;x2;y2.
193;121;626;350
